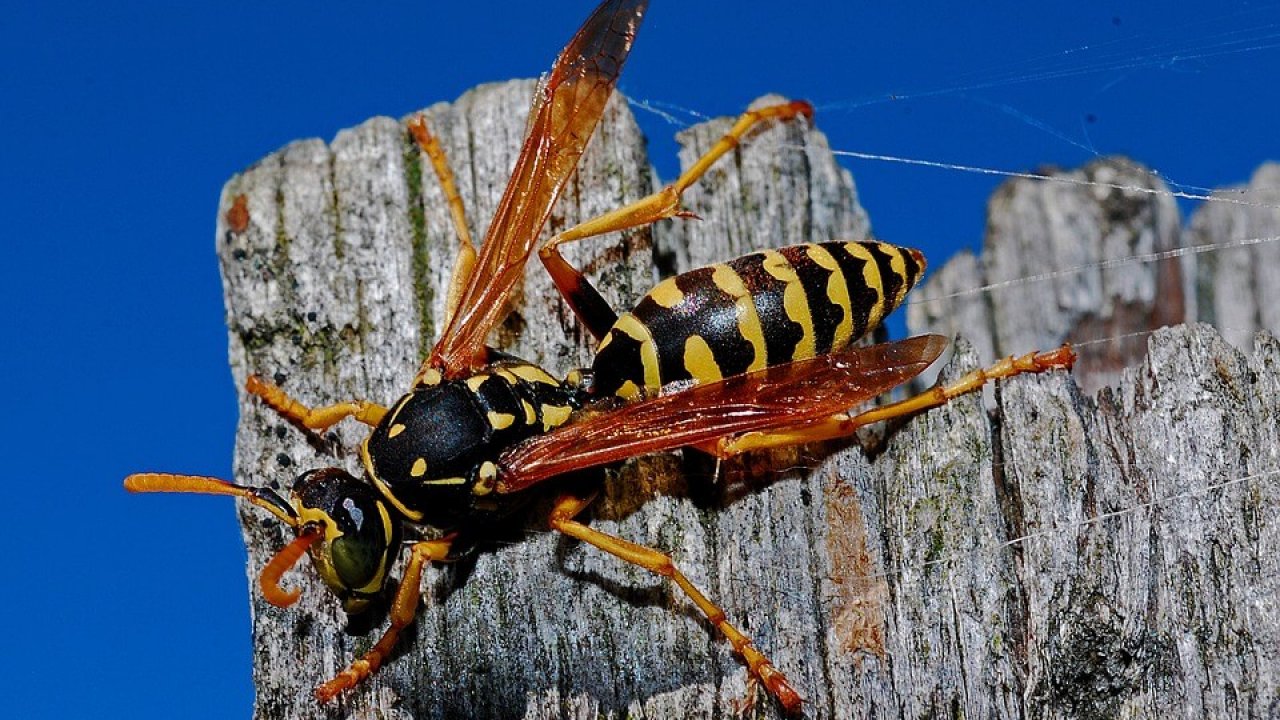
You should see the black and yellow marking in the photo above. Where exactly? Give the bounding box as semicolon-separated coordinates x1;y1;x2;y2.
413;367;443;388
591;241;925;398
506;364;561;387
474;461;498;496
593;314;661;399
361;361;586;528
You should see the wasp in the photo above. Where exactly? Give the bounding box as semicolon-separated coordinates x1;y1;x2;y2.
126;0;1073;713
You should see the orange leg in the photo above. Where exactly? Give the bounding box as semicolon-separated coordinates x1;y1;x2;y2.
704;344;1075;457
549;493;803;714
538;100;814;340
315;536;455;702
246;375;387;432
408;115;477;327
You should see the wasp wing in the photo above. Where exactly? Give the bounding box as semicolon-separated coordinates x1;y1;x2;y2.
427;0;648;376
496;335;949;493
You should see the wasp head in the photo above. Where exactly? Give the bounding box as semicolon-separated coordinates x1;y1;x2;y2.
288;467;401;614
124;467;401;615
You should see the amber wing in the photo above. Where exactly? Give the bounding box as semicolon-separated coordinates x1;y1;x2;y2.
427;0;648;376
496;335;948;493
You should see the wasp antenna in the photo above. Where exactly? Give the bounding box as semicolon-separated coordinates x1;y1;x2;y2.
125;472;240;495
260;527;321;608
124;473;299;528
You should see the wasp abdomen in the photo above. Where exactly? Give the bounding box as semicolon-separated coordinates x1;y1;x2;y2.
591;241;925;399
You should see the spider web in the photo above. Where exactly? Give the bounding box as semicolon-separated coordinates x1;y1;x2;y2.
620;0;1280;605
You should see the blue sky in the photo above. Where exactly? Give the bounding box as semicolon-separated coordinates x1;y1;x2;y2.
3;1;1277;717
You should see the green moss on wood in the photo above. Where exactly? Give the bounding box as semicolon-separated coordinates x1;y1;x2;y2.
404;127;435;358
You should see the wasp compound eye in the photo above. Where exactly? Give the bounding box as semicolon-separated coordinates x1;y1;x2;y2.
329;492;389;590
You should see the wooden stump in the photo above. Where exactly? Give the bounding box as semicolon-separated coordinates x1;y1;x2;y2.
216;81;1279;719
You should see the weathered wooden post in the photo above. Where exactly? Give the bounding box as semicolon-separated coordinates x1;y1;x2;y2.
216;81;1279;719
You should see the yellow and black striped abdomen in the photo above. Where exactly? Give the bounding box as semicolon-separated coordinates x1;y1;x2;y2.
590;241;925;399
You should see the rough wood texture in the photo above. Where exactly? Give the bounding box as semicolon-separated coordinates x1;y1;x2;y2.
907;159;1280;396
906;156;1280;718
906;158;1187;397
217;81;1279;719
1185;163;1280;348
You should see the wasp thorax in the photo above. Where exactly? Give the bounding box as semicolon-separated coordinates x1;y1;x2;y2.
360;370;585;530
291;467;400;614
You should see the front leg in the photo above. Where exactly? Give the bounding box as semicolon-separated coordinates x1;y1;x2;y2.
315;535;456;702
246;375;387;432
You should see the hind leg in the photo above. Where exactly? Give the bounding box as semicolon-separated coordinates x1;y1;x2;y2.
702;345;1075;457
538;101;815;340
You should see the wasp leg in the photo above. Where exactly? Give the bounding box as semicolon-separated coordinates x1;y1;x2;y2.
704;344;1075;458
538;247;620;342
246;375;387;432
538;100;815;341
315;535;455;702
549;493;803;714
408;115;476;327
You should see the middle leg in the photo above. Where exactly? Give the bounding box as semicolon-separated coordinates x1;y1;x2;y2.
408;115;477;326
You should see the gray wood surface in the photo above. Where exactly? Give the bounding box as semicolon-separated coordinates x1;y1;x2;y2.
216;80;1279;719
906;158;1186;398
